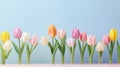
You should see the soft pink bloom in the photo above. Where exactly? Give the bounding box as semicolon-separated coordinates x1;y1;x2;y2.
30;35;39;46
67;38;75;47
102;35;111;45
14;28;22;39
57;29;66;39
87;35;96;46
80;32;87;42
72;28;80;39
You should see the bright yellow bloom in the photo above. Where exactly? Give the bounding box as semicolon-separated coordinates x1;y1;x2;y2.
1;32;10;43
48;24;57;38
109;29;118;41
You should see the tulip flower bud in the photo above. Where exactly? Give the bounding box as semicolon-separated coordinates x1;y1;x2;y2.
67;38;75;47
14;28;22;39
96;42;105;52
30;35;39;46
109;29;118;41
21;32;30;43
48;24;57;38
1;32;10;43
40;36;49;45
3;40;12;51
72;28;80;39
87;35;96;46
57;29;66;39
80;32;87;42
102;35;111;45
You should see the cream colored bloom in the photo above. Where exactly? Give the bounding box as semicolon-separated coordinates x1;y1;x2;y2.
40;36;49;45
3;40;12;51
21;32;30;43
96;42;105;52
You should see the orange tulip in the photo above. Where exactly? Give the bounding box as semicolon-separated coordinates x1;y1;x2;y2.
48;24;57;38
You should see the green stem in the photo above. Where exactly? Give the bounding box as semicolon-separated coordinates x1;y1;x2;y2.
80;54;84;64
61;53;64;64
98;52;103;64
18;39;21;64
1;53;5;64
52;54;55;64
52;38;54;48
18;55;21;64
89;56;92;64
109;55;112;64
71;53;74;64
27;55;30;64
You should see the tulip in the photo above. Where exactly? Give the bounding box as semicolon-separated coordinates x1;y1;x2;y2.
48;24;57;38
80;32;87;42
30;35;39;46
57;29;66;64
87;35;96;46
14;28;22;39
107;29;118;64
102;35;110;45
57;29;66;39
96;42;105;64
67;38;76;64
67;38;75;47
72;28;80;39
47;25;59;64
78;32;87;64
21;32;30;43
109;29;118;41
87;34;96;64
3;40;12;51
12;29;25;64
1;32;10;43
40;36;49;45
26;35;38;64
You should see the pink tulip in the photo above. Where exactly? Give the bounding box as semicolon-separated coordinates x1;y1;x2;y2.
30;35;39;46
80;32;87;42
67;38;75;47
72;28;80;39
14;28;22;39
87;35;96;46
57;29;66;39
102;35;110;45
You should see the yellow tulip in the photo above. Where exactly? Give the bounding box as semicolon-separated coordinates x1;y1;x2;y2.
1;32;10;43
48;24;57;38
109;29;118;41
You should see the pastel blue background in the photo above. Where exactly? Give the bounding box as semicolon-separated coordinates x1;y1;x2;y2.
0;0;120;64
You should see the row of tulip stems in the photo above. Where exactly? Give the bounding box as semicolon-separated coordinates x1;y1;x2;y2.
0;24;120;64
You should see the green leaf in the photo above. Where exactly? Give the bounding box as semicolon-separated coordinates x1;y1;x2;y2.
53;41;59;55
5;49;12;59
55;39;61;52
82;42;87;53
12;41;19;54
87;45;91;56
20;42;25;55
26;43;30;56
61;36;66;54
78;40;82;53
31;45;38;54
48;42;53;53
117;40;120;60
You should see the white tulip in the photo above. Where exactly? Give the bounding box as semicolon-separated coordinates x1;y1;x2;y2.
21;32;30;43
40;36;49;45
96;42;105;52
3;40;12;51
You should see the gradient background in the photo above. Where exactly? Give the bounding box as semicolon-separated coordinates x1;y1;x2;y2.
0;0;120;64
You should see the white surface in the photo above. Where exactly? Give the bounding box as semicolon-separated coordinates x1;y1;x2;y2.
0;64;119;67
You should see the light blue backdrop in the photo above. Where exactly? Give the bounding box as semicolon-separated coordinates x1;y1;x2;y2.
0;0;120;64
